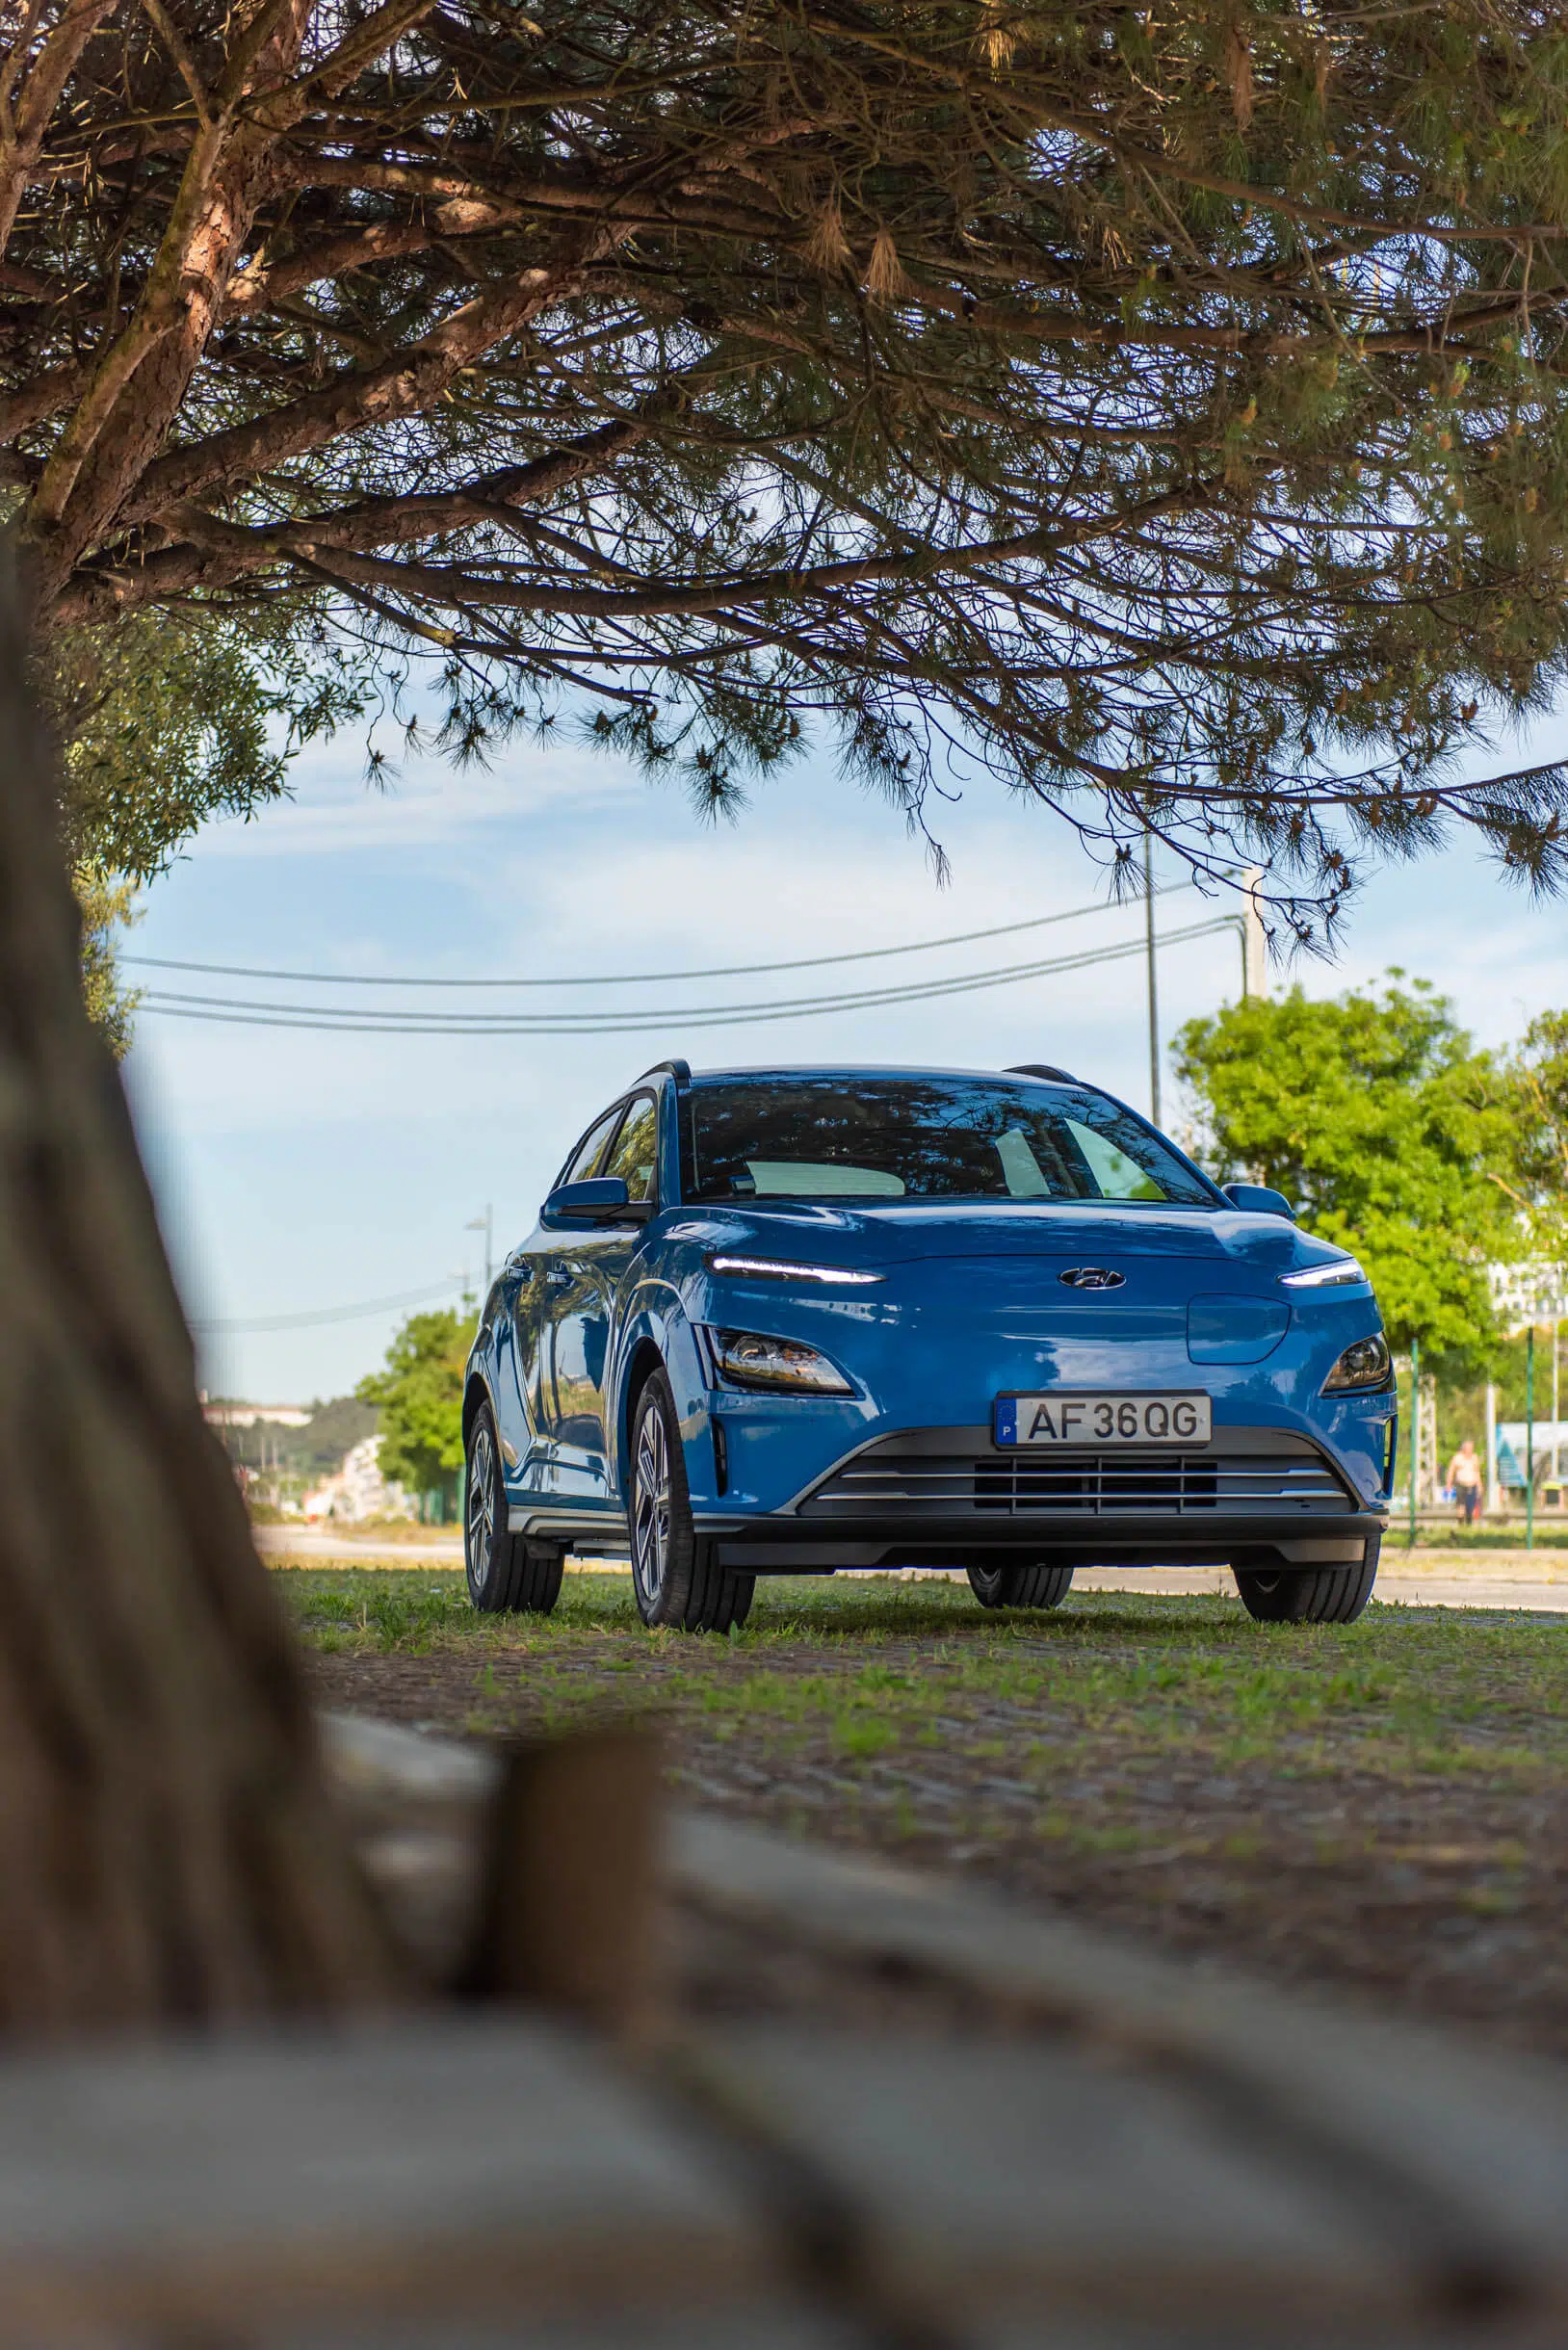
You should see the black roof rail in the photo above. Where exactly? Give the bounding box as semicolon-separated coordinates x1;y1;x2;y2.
1005;1062;1075;1084
639;1058;692;1090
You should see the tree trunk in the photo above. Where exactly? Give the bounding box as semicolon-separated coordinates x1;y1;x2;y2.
0;552;394;2030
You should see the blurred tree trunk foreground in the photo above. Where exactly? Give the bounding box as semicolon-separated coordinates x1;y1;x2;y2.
0;557;392;2029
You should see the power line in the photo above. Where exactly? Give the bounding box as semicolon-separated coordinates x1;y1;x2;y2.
123;879;1201;989
141;918;1241;1037
190;1278;469;1335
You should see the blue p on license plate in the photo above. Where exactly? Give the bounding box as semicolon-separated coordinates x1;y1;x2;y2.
995;1392;1212;1448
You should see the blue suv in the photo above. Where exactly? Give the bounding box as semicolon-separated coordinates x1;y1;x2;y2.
462;1061;1395;1632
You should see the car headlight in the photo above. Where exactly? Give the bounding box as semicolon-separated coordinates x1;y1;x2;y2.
1282;1256;1368;1290
1321;1334;1394;1394
708;1254;883;1286
712;1328;854;1395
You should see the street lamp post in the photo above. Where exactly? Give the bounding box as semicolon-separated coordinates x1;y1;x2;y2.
1407;1337;1419;1550
1527;1323;1535;1554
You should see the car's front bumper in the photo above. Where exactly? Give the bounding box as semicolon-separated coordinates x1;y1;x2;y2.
693;1422;1387;1574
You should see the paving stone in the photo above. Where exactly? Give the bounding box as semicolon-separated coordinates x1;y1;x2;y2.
320;1710;500;1816
309;1718;1568;2338
669;1814;1568;2310
0;2017;772;2339
273;2310;862;2349
693;2024;1401;2330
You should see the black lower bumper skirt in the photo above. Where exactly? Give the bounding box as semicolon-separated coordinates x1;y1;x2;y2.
699;1513;1386;1575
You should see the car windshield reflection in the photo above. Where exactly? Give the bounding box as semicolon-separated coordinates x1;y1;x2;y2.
681;1075;1220;1210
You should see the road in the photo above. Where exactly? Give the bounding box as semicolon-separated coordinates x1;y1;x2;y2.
257;1525;1568;1611
1072;1561;1568;1613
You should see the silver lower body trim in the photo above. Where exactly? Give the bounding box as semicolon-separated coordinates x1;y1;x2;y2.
507;1506;629;1554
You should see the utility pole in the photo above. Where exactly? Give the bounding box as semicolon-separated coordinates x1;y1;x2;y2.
1241;866;1269;999
464;1205;493;1292
1143;831;1161;1127
1485;1379;1500;1517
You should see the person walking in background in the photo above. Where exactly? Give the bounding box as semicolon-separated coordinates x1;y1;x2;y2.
1448;1437;1484;1527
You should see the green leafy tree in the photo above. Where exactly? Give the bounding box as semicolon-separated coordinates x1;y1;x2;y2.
71;866;141;1060
356;1309;472;1512
1497;1011;1568;1257
35;603;366;1050
13;1;1568;927
1174;978;1520;1370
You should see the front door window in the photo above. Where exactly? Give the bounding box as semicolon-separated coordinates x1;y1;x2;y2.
562;1106;624;1188
601;1094;658;1204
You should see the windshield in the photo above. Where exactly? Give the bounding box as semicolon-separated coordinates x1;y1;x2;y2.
682;1076;1219;1209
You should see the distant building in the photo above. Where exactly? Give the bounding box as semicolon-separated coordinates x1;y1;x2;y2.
203;1403;312;1429
1488;1262;1568;1329
301;1435;412;1524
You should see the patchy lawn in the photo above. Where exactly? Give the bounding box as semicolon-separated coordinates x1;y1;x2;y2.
285;1567;1568;2055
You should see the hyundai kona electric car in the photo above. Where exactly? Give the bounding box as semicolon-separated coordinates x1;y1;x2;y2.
462;1060;1395;1632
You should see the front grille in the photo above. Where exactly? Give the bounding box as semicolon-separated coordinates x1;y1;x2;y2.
798;1442;1349;1520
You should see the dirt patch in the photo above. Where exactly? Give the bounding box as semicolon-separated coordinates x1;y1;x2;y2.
293;1570;1568;2057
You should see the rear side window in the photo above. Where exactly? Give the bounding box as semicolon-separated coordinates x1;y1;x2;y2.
602;1095;659;1202
1065;1119;1164;1203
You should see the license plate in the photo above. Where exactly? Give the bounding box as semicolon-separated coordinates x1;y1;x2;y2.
995;1393;1212;1448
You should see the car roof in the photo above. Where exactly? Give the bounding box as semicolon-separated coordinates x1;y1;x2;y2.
680;1064;1082;1084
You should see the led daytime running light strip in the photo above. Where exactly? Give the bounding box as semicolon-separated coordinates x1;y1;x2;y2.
1281;1258;1368;1289
708;1253;883;1286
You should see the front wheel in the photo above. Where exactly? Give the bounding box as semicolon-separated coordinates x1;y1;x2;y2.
1234;1536;1379;1625
465;1402;562;1614
967;1560;1075;1611
628;1372;753;1633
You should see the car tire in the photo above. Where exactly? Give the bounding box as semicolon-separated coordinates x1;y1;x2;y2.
465;1402;563;1614
629;1371;754;1633
1234;1535;1379;1626
966;1560;1076;1610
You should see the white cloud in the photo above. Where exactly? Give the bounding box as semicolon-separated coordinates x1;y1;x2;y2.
185;728;645;862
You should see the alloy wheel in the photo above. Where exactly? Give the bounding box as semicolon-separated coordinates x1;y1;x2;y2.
466;1423;495;1575
633;1403;671;1606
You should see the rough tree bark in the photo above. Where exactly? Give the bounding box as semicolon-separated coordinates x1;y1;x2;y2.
0;552;394;2029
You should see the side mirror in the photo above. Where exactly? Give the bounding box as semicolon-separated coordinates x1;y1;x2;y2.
1223;1181;1297;1222
542;1175;649;1226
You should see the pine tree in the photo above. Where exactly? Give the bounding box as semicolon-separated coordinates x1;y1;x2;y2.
8;1;1568;925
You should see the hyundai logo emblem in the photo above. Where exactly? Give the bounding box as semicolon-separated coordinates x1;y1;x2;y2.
1058;1266;1125;1291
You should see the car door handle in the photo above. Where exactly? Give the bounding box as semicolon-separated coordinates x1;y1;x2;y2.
546;1266;572;1288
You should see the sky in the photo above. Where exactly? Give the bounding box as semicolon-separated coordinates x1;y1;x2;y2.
121;718;1568;1405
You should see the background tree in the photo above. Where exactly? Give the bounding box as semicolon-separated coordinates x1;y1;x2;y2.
1498;1011;1568;1258
1174;978;1520;1369
358;1309;471;1515
72;866;140;1057
10;1;1568;927
36;600;363;1049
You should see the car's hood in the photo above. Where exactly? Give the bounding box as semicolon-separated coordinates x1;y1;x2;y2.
665;1198;1346;1275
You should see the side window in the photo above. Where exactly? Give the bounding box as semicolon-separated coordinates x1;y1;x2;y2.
1066;1117;1164;1202
994;1126;1051;1198
562;1106;624;1188
603;1094;659;1202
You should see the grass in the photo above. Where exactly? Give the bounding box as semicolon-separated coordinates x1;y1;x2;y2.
287;1565;1568;2050
1401;1525;1568;1552
282;1566;1568;1792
